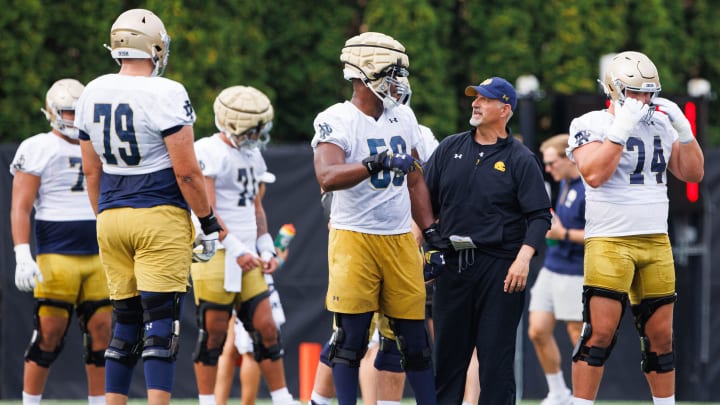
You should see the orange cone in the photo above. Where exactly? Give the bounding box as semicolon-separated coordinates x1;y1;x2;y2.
299;342;322;402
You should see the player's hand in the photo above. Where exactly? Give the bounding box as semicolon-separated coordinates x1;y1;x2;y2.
362;150;420;175
545;215;566;241
237;253;261;273
423;249;445;282
382;151;419;175
608;98;648;146
654;97;694;144
14;244;42;292
193;232;218;263
422;223;447;250
362;150;391;175
260;251;279;274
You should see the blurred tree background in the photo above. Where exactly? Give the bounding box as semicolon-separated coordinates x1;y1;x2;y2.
1;0;718;145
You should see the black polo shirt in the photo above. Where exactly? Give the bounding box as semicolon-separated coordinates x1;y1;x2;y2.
424;128;551;259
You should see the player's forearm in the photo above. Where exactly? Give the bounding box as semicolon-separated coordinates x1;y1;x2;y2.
10;210;32;245
576;142;623;188
315;163;370;191
85;171;101;216
408;172;435;230
673;141;704;183
176;171;212;218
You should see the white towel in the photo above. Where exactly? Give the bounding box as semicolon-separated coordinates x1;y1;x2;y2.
265;274;286;327
224;251;243;292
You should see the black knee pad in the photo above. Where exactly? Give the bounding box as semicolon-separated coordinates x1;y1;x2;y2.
328;312;373;368
24;299;74;368
251;330;284;362
572;286;627;367
374;334;403;373
141;292;183;361
76;299;111;367
387;317;432;371
106;296;144;367
631;294;677;373
192;301;232;365
236;291;271;333
237;292;283;362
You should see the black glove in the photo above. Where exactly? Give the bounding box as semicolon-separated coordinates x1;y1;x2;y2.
422;223;446;249
198;208;223;235
362;149;420;176
362;150;390;175
423;248;445;282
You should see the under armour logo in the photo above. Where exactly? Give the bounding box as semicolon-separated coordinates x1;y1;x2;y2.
388;117;399;123
318;122;332;139
183;100;194;118
454;153;463;159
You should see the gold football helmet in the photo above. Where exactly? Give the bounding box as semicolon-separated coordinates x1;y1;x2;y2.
601;51;661;103
340;32;410;109
107;9;170;77
214;86;274;149
41;78;84;139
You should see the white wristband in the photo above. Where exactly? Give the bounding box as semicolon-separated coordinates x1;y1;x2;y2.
222;233;251;259
677;128;695;144
14;243;33;261
256;233;276;257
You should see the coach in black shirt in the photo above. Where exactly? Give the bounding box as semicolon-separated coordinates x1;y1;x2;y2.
424;77;551;405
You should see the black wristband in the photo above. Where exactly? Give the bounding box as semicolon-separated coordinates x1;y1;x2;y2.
198;208;223;235
564;229;570;241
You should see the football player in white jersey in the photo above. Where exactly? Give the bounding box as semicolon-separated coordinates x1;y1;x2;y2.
311;31;440;405
11;78;112;405
75;9;221;405
567;51;704;404
190;85;298;405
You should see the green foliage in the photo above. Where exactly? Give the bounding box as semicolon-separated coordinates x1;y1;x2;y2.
1;1;718;145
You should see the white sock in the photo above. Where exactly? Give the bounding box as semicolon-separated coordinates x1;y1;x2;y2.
199;394;216;405
22;392;42;405
88;395;106;405
546;370;569;396
573;398;594;405
310;391;332;405
462;402;475;405
270;387;294;404
376;401;401;405
652;395;675;404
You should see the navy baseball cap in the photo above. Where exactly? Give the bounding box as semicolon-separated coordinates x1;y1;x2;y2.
465;77;517;111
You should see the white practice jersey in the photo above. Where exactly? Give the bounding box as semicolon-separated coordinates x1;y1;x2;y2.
195;134;267;248
416;124;439;163
311;101;421;234
75;74;195;175
567;109;678;237
10;132;95;221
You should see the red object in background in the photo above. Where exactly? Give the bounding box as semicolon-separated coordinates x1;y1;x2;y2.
683;101;699;203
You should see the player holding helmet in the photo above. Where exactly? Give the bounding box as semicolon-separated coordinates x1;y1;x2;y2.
567;51;704;404
11;78;112;405
190;85;299;405
75;8;221;405
311;31;439;405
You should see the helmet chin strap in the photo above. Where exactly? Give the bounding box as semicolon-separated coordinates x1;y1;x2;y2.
363;78;400;110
